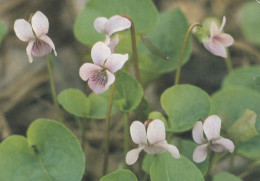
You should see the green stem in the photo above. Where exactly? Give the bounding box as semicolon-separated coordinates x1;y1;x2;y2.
239;160;260;178
225;49;233;73
120;14;141;82
102;75;117;175
124;112;130;157
46;55;62;122
174;23;202;85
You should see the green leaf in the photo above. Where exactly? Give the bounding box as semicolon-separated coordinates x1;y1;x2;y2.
178;139;209;176
161;84;211;132
227;109;259;146
0;20;7;44
100;169;137;181
58;88;117;119
74;0;158;46
148;111;169;130
0;119;85;181
237;136;260;160
150;153;204;181
222;66;260;91
142;154;154;174
212;172;242;181
240;2;260;45
139;8;191;74
112;70;143;112
210;87;260;133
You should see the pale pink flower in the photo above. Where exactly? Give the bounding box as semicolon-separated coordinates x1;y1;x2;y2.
126;119;180;165
79;41;128;94
14;11;57;63
203;16;234;58
192;115;235;163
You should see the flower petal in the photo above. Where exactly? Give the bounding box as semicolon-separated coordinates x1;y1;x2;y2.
219;16;226;33
130;121;147;145
14;19;34;41
157;142;180;159
31;40;52;57
210;22;219;38
147;119;166;144
192;121;206;144
105;15;131;36
193;144;208;163
39;35;57;56
105;53;128;73
31;11;49;37
79;63;102;81
88;69;115;94
26;41;35;63
126;146;144;165
212;138;235;153
108;35;119;53
94;17;108;34
203;115;221;141
91;42;111;66
144;142;165;154
215;33;234;47
203;39;227;58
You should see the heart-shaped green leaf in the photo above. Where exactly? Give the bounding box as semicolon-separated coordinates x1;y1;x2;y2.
237;136;260;160
150;153;204;181
139;8;192;74
100;169;137;181
161;84;211;132
0;119;85;181
222;66;260;91
227;109;259;146
58;88;117;119
142;154;154;174
212;172;242;181
74;0;158;46
210;87;260;133
0;20;7;44
240;2;260;45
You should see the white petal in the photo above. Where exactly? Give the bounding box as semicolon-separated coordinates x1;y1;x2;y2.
126;147;144;165
158;142;180;159
144;144;165;154
31;40;52;57
39;35;57;56
203;115;222;141
31;11;49;37
147;119;166;144
215;33;234;47
26;41;34;63
130;121;147;145
108;35;119;53
105;15;131;36
192;121;206;144
212;138;235;153
219;16;226;33
105;54;128;73
91;42;111;66
94;17;108;34
104;70;115;91
14;19;34;41
79;63;102;81
210;22;219;38
203;39;227;58
193;144;208;163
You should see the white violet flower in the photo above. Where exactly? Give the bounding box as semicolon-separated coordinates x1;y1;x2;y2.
79;41;128;94
126;119;180;165
192;115;235;163
14;11;57;63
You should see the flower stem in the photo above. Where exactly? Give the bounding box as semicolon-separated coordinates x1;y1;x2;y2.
46;55;62;122
174;23;202;85
224;49;233;73
102;75;117;175
120;14;141;82
124;112;130;157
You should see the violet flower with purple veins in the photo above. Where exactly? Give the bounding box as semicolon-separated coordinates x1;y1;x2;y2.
14;11;57;63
